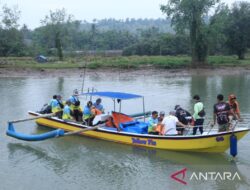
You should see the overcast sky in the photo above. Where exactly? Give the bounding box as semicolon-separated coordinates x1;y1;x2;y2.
0;0;247;29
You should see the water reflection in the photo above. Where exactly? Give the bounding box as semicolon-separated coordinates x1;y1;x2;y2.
7;143;67;175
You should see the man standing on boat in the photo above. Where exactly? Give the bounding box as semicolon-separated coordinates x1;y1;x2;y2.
175;105;192;135
69;89;83;121
213;94;231;132
192;95;205;135
228;94;242;121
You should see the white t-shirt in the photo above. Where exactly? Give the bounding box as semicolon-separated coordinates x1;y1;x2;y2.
162;115;178;135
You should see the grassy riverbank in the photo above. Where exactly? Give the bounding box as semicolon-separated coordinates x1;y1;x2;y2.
0;55;250;70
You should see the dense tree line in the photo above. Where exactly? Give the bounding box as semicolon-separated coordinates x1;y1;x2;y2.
0;1;250;61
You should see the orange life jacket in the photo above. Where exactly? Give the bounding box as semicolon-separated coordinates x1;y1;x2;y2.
155;124;165;135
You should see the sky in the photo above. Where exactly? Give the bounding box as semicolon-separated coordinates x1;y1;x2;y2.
0;0;247;29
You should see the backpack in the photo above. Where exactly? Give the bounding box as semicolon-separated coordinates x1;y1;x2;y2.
198;108;206;117
73;96;80;106
39;104;52;114
74;100;80;106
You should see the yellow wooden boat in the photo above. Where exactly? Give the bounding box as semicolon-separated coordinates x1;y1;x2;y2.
27;92;249;153
28;110;249;153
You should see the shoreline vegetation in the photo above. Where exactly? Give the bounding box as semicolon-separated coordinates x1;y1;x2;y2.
0;55;250;78
0;55;250;70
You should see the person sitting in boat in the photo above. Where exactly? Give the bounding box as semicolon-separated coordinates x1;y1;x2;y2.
228;94;242;121
83;101;96;126
69;89;83;122
147;111;159;135
50;94;63;118
160;111;187;136
62;100;73;121
158;111;165;123
93;98;104;113
175;105;192;135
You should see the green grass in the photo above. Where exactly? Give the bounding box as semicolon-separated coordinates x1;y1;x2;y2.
0;55;250;70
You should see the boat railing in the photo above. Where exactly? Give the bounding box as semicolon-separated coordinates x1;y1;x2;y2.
180;120;241;136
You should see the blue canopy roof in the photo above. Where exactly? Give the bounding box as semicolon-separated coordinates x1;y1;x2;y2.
81;91;143;100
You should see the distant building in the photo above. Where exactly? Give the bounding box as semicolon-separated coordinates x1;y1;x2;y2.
35;55;48;63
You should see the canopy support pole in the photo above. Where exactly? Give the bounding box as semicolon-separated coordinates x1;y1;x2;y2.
142;97;145;122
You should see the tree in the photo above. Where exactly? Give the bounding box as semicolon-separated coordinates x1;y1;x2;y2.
0;5;25;56
1;5;21;29
40;8;73;60
225;2;250;59
208;4;230;55
161;0;219;65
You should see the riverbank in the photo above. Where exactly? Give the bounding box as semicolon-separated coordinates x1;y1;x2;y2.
0;55;250;78
1;66;250;78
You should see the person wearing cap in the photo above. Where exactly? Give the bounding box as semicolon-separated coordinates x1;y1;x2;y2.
62;100;73;120
175;105;192;135
192;95;205;135
228;94;242;121
93;98;104;113
147;111;159;135
69;89;83;121
160;111;187;136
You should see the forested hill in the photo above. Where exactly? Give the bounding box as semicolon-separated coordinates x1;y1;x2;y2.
79;18;173;33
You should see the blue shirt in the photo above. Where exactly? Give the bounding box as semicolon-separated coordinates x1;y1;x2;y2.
93;102;104;111
63;105;71;115
147;117;159;133
83;106;91;115
69;95;79;104
50;99;59;108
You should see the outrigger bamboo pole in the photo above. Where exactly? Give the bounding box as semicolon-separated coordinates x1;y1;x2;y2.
8;113;56;124
63;125;100;136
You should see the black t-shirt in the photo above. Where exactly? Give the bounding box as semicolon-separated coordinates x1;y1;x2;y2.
214;102;231;125
175;108;191;125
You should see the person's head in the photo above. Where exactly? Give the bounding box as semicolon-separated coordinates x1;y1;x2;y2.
73;89;79;96
193;95;200;102
96;98;102;105
152;111;158;119
229;94;236;102
217;94;224;102
159;111;165;117
87;101;93;108
53;95;57;99
169;111;176;116
174;105;181;110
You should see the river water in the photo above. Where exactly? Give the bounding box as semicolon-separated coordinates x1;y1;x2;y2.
0;69;250;190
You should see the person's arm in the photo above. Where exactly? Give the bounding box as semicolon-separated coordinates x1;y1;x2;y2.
193;103;199;119
212;105;216;126
235;102;242;121
176;121;187;128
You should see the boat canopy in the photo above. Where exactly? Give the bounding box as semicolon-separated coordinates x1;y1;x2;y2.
81;91;143;100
